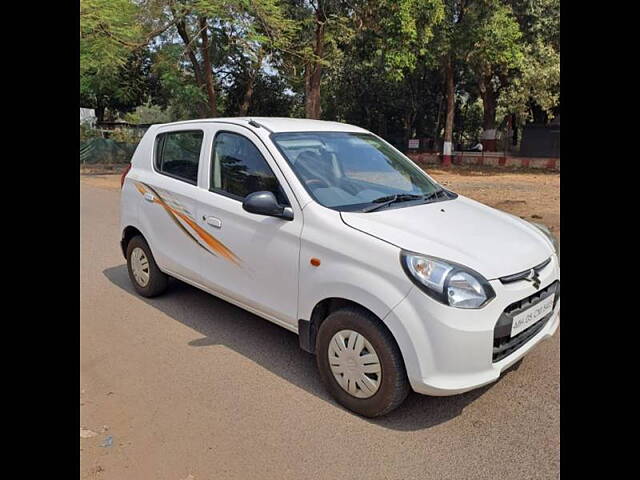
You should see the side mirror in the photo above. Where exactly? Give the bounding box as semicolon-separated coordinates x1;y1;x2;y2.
242;191;294;221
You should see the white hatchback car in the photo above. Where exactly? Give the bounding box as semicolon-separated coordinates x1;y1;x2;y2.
120;117;560;417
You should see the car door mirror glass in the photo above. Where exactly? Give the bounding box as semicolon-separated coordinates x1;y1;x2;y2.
242;191;293;220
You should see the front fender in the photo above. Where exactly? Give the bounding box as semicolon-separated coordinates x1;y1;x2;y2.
300;280;413;324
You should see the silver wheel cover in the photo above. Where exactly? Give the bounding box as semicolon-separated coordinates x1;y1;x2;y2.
130;247;150;287
328;329;382;398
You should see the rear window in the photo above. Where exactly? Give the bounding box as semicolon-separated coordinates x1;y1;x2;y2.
154;130;204;184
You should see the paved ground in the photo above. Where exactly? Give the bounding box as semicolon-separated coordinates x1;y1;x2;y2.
80;172;560;480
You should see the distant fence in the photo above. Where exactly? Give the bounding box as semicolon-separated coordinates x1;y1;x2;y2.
96;122;152;131
79;133;559;171
80;138;139;165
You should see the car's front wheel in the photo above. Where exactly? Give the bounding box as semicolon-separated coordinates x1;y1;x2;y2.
126;235;168;298
316;306;410;417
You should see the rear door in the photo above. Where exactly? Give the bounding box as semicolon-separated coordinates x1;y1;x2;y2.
134;125;210;283
192;124;303;328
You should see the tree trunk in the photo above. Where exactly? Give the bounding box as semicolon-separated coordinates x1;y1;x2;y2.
530;103;548;124
432;93;443;152
378;112;387;137
404;114;412;152
305;3;324;119
442;56;455;167
479;74;497;151
404;109;416;151
174;12;208;117
238;51;263;116
95;105;105;123
175;20;202;86
198;17;217;117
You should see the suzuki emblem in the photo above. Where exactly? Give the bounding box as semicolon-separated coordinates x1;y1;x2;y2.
524;269;541;289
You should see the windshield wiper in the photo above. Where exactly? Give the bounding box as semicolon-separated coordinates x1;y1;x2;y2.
422;187;445;203
362;188;450;213
362;193;424;212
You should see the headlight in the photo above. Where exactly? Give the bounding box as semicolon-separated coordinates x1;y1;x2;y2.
531;222;559;258
400;252;495;309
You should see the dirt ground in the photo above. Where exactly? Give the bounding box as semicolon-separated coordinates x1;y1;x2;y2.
80;165;560;239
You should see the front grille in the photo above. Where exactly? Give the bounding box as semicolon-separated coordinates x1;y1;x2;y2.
492;280;560;362
499;257;551;284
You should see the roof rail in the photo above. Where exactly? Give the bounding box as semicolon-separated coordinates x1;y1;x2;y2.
247;119;273;133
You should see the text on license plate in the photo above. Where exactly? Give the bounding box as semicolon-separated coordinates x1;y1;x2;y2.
510;294;555;337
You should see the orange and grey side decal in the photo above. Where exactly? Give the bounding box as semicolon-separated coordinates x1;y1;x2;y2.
134;182;241;267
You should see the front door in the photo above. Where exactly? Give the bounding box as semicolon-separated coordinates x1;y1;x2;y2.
192;124;303;328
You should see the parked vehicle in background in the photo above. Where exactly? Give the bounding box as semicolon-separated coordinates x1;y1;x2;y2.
120;117;560;417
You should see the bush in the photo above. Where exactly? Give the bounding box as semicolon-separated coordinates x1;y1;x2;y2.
80;124;101;141
123;104;172;125
109;127;142;144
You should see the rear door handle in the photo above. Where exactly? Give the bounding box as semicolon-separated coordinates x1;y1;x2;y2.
204;216;222;228
143;192;155;202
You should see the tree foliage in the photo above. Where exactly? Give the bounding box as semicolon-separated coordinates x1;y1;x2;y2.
501;0;560;122
80;0;560;149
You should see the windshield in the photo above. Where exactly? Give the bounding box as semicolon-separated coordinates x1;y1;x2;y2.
271;132;442;211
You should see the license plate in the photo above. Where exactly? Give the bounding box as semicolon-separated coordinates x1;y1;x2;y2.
510;294;555;337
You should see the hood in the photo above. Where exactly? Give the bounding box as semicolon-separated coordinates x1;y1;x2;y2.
340;195;553;279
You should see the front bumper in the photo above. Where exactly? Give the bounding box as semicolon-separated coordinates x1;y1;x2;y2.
386;254;560;396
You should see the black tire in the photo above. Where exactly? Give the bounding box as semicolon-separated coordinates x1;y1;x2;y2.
125;235;168;298
316;306;410;417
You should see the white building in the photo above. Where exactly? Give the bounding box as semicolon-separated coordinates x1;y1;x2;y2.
80;107;97;127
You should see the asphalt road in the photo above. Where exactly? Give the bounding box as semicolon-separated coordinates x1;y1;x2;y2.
80;181;560;480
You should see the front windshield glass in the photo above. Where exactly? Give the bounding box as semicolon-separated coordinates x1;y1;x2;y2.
271;132;441;211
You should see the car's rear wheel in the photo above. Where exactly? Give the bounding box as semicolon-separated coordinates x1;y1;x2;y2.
126;235;168;297
316;306;410;417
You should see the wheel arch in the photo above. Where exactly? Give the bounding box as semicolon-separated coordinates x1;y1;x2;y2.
120;225;145;258
298;297;398;355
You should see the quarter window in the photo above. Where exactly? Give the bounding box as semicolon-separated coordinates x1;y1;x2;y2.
155;130;203;184
211;132;288;204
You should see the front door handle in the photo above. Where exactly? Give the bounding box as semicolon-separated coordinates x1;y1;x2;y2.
204;216;222;228
143;192;155;202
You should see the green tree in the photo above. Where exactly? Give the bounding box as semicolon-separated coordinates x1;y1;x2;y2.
213;0;297;116
279;0;356;119
500;0;560;126
142;0;295;117
427;0;465;161
79;0;559;152
461;1;524;149
80;0;176;120
80;0;144;74
320;0;445;145
322;30;444;150
80;0;144;120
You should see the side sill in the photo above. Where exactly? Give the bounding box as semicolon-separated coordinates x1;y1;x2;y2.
162;268;299;335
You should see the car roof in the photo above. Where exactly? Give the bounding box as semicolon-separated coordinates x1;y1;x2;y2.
152;117;369;134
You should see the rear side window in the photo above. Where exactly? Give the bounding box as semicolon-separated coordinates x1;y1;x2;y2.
155;130;203;184
211;132;288;204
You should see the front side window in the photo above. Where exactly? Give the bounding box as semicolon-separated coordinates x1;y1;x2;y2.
155;130;203;184
211;132;288;204
271;132;443;211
